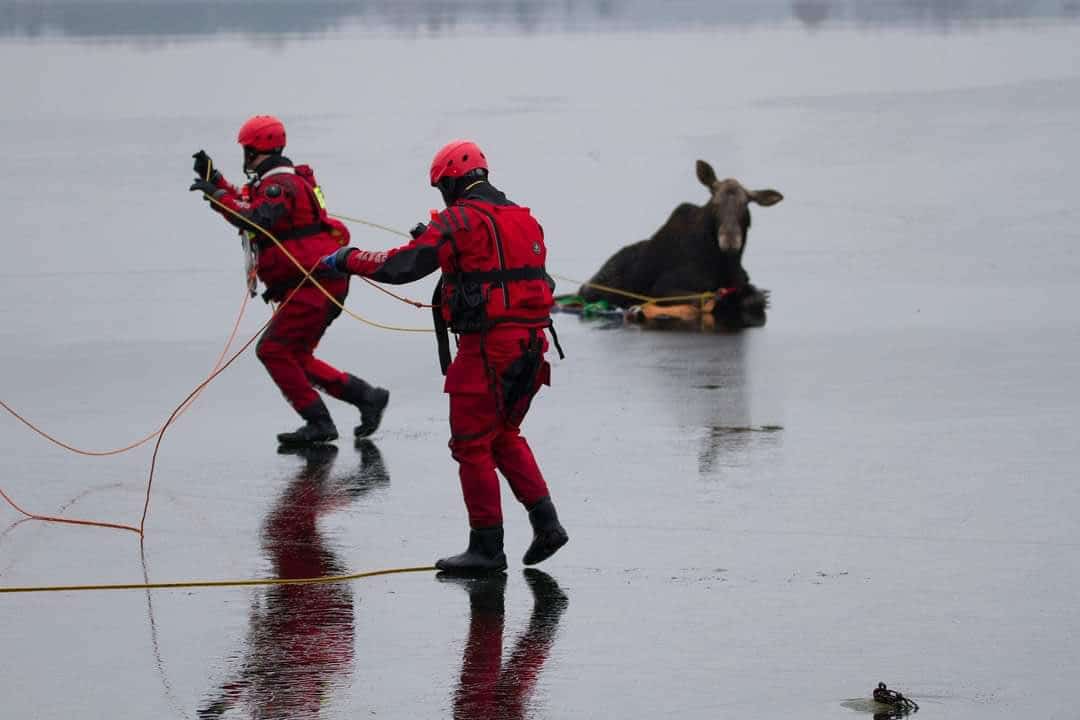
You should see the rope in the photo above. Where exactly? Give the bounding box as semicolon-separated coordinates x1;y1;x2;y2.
1;279;301;535
327;213;435;306
0;564;436;594
327;212;718;307
0;202;431;535
0;486;140;534
137;278;314;533
205;196;432;333
330;212;410;239
549;272;716;306
359;277;435;308
0;201;713;537
0;288;254;534
549;273;654;303
0;288;250;458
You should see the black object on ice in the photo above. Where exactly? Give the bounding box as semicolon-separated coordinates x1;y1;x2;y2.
873;682;919;715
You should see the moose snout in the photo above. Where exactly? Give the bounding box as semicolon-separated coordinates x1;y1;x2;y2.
718;231;743;252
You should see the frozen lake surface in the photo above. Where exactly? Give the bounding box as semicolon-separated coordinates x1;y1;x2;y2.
2;2;1079;718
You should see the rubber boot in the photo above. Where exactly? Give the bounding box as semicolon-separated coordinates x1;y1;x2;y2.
343;375;390;438
276;398;338;446
522;497;569;566
435;526;508;575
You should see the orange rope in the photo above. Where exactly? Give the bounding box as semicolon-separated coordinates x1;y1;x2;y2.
0;485;140;534
0;287;253;534
137;281;306;533
360;276;435;308
0;288;251;457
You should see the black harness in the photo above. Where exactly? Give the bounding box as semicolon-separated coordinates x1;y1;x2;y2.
431;203;564;376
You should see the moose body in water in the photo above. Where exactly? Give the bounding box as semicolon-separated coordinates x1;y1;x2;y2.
578;160;782;329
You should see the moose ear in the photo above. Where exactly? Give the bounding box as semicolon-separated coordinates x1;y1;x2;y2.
749;189;783;207
695;160;718;189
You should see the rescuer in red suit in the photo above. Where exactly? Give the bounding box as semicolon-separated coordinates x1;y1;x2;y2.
322;140;569;573
189;115;389;446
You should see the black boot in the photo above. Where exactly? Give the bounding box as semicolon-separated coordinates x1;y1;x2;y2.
522;497;569;566
343;375;390;438
276;398;338;446
435;526;508;575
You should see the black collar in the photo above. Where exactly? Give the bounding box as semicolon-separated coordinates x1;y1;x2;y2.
254;154;293;178
461;181;515;207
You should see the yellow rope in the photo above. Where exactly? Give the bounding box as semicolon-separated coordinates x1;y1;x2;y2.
205;195;432;333
330;212;411;239
547;272;714;306
328;209;718;309
0;565;436;594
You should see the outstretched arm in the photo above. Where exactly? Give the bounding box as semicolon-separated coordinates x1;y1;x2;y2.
325;222;443;285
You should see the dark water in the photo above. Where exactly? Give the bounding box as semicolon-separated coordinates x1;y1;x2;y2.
2;2;1079;718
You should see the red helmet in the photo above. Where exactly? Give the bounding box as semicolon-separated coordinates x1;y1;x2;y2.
237;115;286;152
429;140;488;186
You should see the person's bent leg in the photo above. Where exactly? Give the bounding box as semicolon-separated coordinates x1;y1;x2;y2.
301;292;390;438
492;408;568;567
492;427;549;509
257;297;337;445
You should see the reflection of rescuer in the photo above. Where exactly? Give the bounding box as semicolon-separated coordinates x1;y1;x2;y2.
189;115;389;447
444;571;569;720
322;140;569;573
198;444;389;718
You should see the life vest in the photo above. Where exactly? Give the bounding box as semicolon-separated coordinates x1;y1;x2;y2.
430;200;560;373
247;164;351;301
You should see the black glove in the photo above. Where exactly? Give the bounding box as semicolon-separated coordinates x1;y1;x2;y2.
189;178;220;196
409;222;428;239
192;150;218;181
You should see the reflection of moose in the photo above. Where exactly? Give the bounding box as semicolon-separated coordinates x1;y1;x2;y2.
579;160;782;329
199;442;389;719
443;570;569;720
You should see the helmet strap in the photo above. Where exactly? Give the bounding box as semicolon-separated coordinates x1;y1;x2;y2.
243;146;259;179
242;146;283;179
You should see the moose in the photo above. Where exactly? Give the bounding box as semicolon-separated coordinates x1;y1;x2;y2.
578;160;782;329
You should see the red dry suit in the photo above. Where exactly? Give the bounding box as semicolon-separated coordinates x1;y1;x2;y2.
206;156;355;414
341;182;562;527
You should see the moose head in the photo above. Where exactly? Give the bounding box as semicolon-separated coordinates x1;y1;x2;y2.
695;160;783;254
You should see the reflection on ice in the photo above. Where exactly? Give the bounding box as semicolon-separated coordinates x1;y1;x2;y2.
198;443;389;719
440;569;569;720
